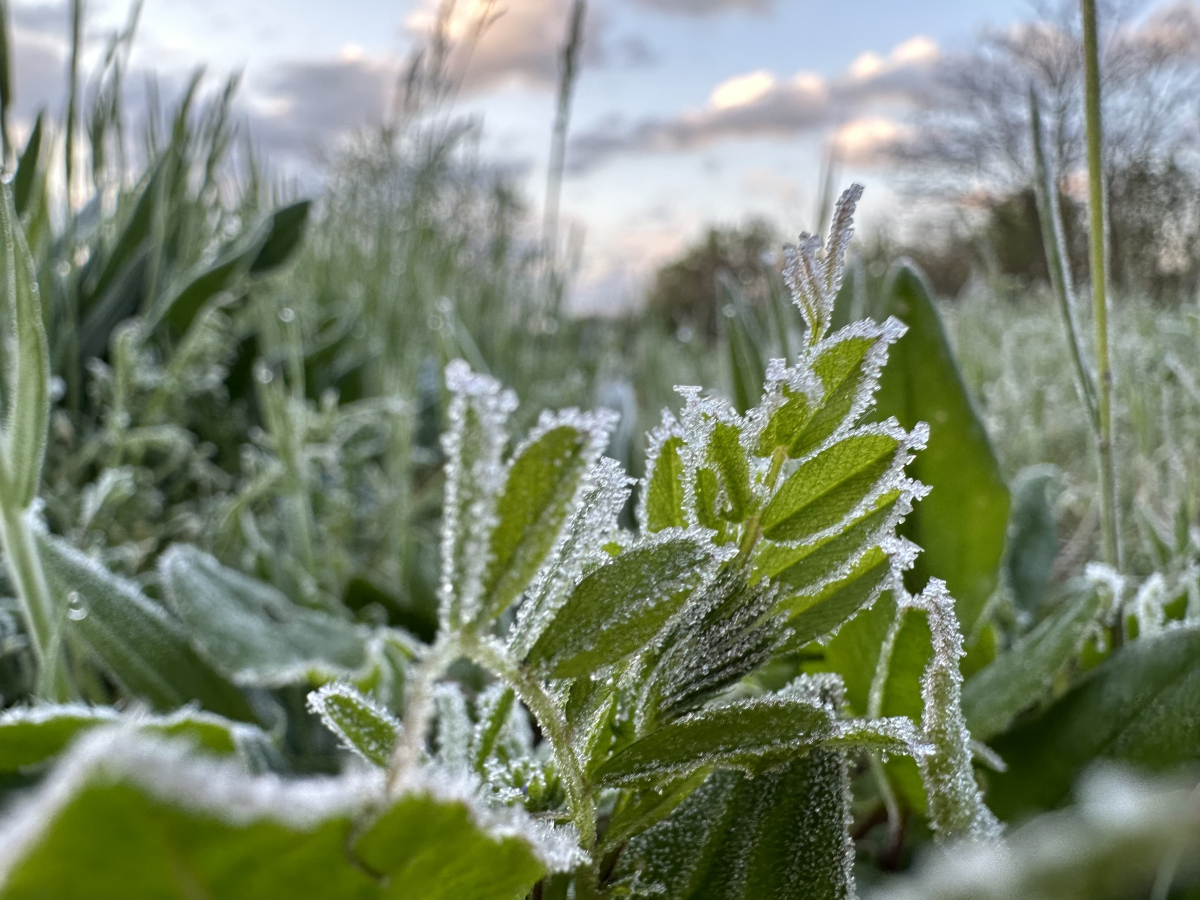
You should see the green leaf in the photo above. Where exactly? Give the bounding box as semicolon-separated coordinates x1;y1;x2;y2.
478;413;611;623
12;112;43;217
640;415;687;533
0;184;48;510
755;492;901;590
249;199;311;273
600;769;710;851
160;545;370;688
0;731;582;899
760;427;909;544
37;533;255;721
615;753;854;899
471;684;516;773
810;591;898;716
872;263;1010;635
0;706;255;772
777;545;894;650
988;625;1200;821
307;683;399;768
704;419;753;524
440;361;516;628
1005;465;1060;615
526;530;713;679
595;686;919;787
638;569;780;728
962;587;1106;741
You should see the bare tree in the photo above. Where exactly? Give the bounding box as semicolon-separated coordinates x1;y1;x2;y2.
896;0;1200;195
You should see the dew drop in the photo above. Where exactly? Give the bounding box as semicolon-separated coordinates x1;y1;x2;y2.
278;306;296;323
66;591;87;621
254;361;274;384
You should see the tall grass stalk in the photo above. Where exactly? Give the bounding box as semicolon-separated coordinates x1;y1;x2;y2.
542;0;586;283
1081;0;1122;574
1029;86;1098;429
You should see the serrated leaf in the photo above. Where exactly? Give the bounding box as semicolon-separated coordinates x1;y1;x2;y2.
307;683;399;768
526;530;712;679
872;263;1009;636
37;533;255;721
0;706;255;772
440;361;517;628
755;492;901;591
988;624;1200;821
477;413;610;623
776;323;898;459
508;458;631;658
962;588;1105;741
760;428;905;544
638;569;781;728
595;690;918;787
160;545;369;688
616;754;854;899
777;546;894;650
0;183;48;510
640;414;687;533
0;731;582;899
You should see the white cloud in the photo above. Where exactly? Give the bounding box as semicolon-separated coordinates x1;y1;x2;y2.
569;35;939;171
709;70;775;110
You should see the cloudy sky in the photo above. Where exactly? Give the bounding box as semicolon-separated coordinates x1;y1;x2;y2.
3;0;1185;308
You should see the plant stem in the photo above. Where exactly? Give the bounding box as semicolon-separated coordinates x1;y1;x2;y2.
464;633;597;848
1028;85;1099;431
0;505;67;699
386;633;459;793
1081;0;1122;575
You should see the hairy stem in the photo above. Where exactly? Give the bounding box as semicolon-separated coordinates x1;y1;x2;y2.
1081;0;1122;577
386;633;460;793
464;633;597;848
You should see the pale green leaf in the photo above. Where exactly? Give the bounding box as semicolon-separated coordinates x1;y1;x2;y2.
0;706;258;772
307;683;399;768
616;754;854;899
595;686;919;787
439;361;517;628
160;545;370;688
37;533;255;721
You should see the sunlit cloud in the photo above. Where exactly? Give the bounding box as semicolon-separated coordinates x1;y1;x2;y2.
709;70;775;110
569;35;939;172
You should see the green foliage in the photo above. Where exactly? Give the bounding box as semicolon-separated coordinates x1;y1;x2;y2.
988;625;1200;821
0;730;579;899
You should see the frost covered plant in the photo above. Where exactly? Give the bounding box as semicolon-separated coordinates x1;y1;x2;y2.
0;185;1001;898
323;185;999;896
